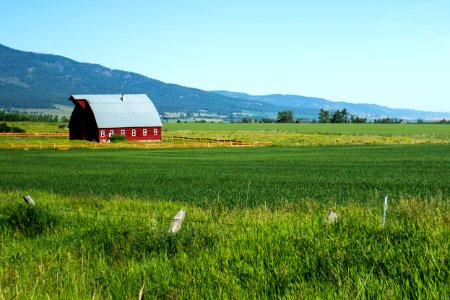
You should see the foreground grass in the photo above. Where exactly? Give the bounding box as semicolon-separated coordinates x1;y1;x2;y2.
0;191;448;298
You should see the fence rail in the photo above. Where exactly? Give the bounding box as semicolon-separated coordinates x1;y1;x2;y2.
0;141;272;150
165;135;247;143
0;132;68;137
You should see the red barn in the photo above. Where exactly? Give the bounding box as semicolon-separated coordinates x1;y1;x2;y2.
68;94;162;142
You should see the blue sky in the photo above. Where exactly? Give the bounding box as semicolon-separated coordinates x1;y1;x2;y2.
1;0;450;112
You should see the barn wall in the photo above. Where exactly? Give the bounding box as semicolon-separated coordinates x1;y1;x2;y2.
69;102;99;141
98;127;162;143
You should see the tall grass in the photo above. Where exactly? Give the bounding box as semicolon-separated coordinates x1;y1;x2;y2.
0;191;448;298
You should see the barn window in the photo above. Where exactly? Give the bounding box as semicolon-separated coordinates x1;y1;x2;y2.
132;129;136;136
121;130;125;136
109;130;114;137
101;130;105;137
154;128;158;135
143;129;147;136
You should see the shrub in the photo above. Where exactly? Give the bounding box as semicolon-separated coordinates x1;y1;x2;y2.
0;122;25;133
109;134;126;143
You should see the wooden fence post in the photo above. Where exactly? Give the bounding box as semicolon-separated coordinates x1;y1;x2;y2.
324;209;339;224
23;195;36;206
382;196;388;227
168;210;186;234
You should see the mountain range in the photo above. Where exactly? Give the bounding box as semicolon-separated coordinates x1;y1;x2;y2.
1;43;449;120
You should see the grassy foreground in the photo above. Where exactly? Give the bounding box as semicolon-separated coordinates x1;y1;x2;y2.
1;143;448;298
0;191;448;299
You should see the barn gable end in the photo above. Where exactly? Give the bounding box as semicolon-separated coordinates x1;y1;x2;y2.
68;94;162;142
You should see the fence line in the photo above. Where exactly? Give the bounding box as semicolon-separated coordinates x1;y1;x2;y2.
9;195;273;229
0;132;68;137
0;141;272;150
20;206;273;229
10;195;394;232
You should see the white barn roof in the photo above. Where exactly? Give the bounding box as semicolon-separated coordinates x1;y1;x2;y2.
70;94;162;128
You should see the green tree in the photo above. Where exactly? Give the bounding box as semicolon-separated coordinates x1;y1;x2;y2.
276;110;294;123
318;109;331;123
331;109;349;123
350;115;367;123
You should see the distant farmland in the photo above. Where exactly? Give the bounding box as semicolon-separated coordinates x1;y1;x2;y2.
163;123;450;138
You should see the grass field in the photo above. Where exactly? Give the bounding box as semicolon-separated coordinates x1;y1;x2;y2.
0;126;449;298
0;145;448;207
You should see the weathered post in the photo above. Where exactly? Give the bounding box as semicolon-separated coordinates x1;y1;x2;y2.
382;196;388;227
324;209;339;224
168;210;186;234
23;195;36;206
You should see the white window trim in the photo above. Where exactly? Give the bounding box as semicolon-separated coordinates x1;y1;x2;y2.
154;128;158;135
143;129;147;136
109;130;114;137
101;130;105;137
121;130;125;136
132;129;136;137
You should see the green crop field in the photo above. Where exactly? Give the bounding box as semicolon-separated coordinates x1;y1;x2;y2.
0;145;448;206
1;144;449;298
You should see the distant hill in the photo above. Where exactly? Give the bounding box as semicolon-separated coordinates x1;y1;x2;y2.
1;43;449;120
0;44;277;114
213;91;450;120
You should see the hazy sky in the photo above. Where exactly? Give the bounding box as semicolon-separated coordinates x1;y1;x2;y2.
1;0;450;112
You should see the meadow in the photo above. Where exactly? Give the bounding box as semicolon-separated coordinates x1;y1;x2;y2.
0;125;449;298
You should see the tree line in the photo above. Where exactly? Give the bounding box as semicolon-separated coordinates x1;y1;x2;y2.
0;110;69;122
241;109;449;124
241;110;296;123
